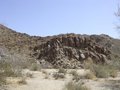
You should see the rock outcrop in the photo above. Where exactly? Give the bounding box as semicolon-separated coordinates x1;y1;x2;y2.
33;34;111;68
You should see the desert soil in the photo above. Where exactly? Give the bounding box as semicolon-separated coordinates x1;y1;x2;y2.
6;69;120;90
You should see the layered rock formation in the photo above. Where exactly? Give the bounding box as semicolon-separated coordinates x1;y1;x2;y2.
33;34;111;68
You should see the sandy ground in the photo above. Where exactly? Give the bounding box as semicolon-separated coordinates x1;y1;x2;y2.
6;69;120;90
7;69;70;90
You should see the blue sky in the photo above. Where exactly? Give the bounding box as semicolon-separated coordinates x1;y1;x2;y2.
0;0;119;38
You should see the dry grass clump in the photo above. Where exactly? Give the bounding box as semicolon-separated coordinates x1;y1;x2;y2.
93;65;109;78
0;51;27;86
0;61;21;86
69;70;78;76
0;75;6;86
41;70;49;79
0;60;22;77
44;74;49;79
53;68;67;80
17;77;27;85
63;81;90;90
91;64;117;78
25;72;33;78
70;70;90;82
85;72;96;80
109;70;118;78
30;63;41;71
72;74;81;82
84;59;118;78
53;72;65;79
41;70;48;74
69;70;82;82
70;70;96;80
58;68;67;74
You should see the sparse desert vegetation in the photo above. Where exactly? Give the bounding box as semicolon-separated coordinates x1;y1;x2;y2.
0;68;120;90
63;81;90;90
0;49;120;90
58;68;67;74
30;63;41;71
0;25;120;90
17;77;27;85
53;68;66;79
53;72;65;79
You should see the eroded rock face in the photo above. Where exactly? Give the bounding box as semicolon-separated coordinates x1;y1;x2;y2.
33;34;111;68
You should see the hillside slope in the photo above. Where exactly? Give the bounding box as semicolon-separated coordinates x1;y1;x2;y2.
0;24;120;68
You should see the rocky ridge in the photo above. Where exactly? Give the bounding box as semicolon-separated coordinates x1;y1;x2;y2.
33;34;111;68
0;24;120;68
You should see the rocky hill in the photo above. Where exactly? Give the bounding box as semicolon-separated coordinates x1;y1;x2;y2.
0;24;120;68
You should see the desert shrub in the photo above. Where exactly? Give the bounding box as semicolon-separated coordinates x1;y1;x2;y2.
69;70;78;76
0;57;23;87
4;53;30;69
107;65;118;78
85;72;96;80
53;72;65;79
0;61;14;86
92;65;109;78
30;63;41;71
41;70;47;74
17;77;27;85
58;68;67;74
72;73;81;82
26;72;33;78
0;48;29;87
0;74;6;86
71;71;96;80
52;68;67;79
105;80;120;90
44;74;49;79
41;70;49;79
83;57;118;78
1;50;38;70
83;58;94;69
0;60;21;77
90;64;117;78
109;70;118;78
63;81;90;90
70;70;82;82
107;59;119;78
